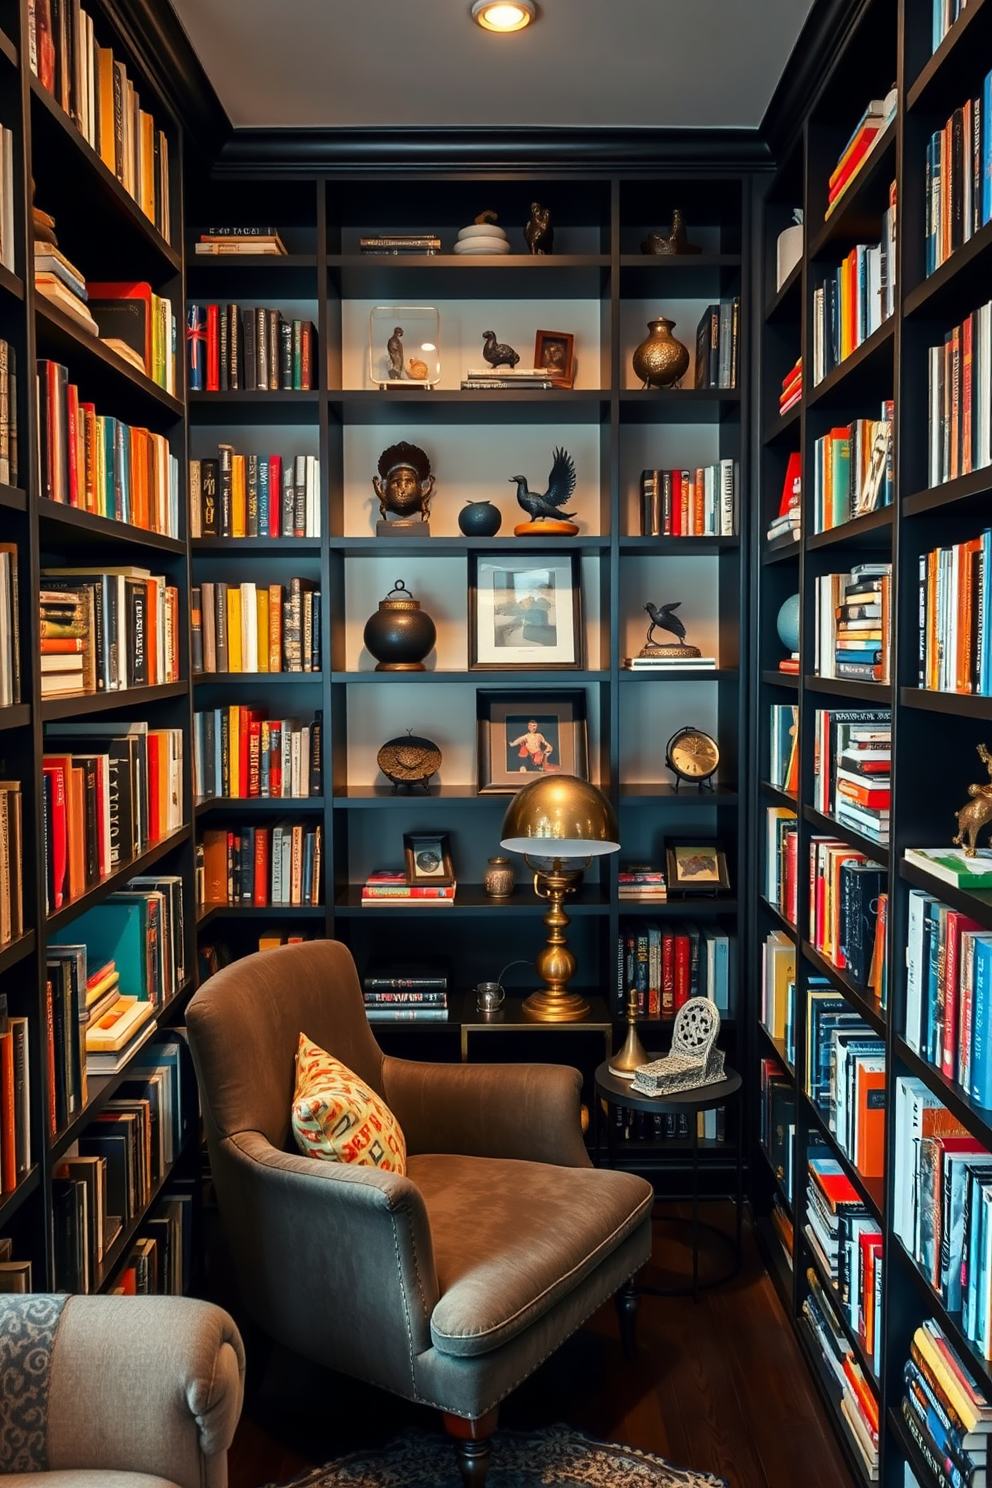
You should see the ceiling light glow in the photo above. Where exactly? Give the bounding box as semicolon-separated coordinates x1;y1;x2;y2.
471;0;535;32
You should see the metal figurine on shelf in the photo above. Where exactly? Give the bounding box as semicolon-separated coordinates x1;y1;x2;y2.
386;326;405;379
952;743;992;856
373;441;436;536
524;202;554;255
640;208;702;256
640;601;701;660
482;331;521;370
509;446;579;536
609;987;650;1080
630;998;725;1097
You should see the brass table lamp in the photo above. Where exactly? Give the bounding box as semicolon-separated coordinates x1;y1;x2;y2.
500;775;620;1022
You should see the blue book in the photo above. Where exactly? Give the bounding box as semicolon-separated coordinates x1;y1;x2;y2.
186;304;206;392
972;935;992;1107
259;458;270;535
51;896;157;1002
926;902;942;1066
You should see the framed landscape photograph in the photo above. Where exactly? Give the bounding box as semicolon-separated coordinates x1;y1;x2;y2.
477;690;588;793
534;330;575;387
403;832;454;886
470;554;582;670
665;841;731;895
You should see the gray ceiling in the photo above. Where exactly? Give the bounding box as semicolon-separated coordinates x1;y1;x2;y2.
166;0;815;131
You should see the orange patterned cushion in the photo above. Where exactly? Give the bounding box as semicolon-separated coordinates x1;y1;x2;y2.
291;1033;407;1174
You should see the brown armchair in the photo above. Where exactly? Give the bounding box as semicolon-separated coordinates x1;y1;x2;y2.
186;940;653;1486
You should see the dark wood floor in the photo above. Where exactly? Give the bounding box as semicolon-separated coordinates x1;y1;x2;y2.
221;1204;857;1488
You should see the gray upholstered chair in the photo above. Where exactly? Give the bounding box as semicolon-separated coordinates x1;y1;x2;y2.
186;939;653;1486
0;1293;244;1486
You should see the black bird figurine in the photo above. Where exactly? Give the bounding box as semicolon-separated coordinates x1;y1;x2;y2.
640;208;702;256
482;331;520;370
644;601;688;647
525;202;554;255
509;447;577;524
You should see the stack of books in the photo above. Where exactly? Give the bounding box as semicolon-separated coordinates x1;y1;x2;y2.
86;282;178;392
623;653;716;671
812;708;891;840
760;1056;796;1198
925;73;992;277
918;528;992;693
825;89;897;220
809;840;887;989
903;885;992;1102
805;1152;883;1379
766;806;798;926
901;1321;992;1486
801;1257;880;1478
811;406;894;532
768;704;798;794
692;298;741;388
928;300;992;485
199;823;323;909
360;235;441;255
806;988;885;1178
35;238;98;334
814;564;891;682
110;1187;193;1296
812;207;897;385
0;127;14;273
186;304;316;391
360;870;455;908
193;709;322;801
460;367;557;391
766;452;801;550
615;921;730;1016
0;781;22;948
38;586;94;697
362;962;449;1022
638;461;737;537
617;866;667;902
192;579;321;674
194;227;287;256
780;358;802;415
40;566;182;694
0;337;17;487
189;449;321;539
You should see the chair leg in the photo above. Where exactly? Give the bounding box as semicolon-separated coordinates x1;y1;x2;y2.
443;1407;499;1488
615;1277;639;1359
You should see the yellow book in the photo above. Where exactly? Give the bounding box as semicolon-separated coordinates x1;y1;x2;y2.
256;590;270;672
96;48;116;172
269;585;283;673
766;937;794;1039
139;110;155;221
231;455;246;538
913;1327;987;1431
227;587;243;672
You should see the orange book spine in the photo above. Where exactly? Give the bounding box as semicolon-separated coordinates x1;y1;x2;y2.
855;1066;886;1179
232;455;246;538
201;829;228;903
268;586;283;673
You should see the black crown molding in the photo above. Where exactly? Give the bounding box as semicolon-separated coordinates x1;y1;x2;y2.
761;0;871;161
212;126;772;177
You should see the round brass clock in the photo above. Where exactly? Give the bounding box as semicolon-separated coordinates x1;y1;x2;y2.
665;726;719;791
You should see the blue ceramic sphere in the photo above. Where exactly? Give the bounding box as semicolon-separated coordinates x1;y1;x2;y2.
777;593;800;653
458;500;502;537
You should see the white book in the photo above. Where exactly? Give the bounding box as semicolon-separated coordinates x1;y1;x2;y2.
240;583;258;671
719;458;735;536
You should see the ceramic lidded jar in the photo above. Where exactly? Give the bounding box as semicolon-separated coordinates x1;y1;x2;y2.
458;500;502;537
483;856;516;899
363;580;437;672
632;317;690;389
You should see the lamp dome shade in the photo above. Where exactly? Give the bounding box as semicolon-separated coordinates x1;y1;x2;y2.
500;776;620;857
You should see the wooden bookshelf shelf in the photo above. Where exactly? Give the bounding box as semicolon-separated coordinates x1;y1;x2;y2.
805;506;893;551
330;388;609;427
907;0;992;111
801;940;886;1035
0;930;36;978
803;675;891;704
331;669;607;685
0;705;30;732
619;782;740;803
758;1021;795;1078
194;671;323;686
805;317;894;410
326;252;611;299
761;669;799;689
760;781;798;811
904;215;992;323
335;535;612;555
331;786;495;807
759;895;797;941
619;668;737;683
334;884;612;917
763;402;801;445
802;1090;885;1221
899;860;992;932
46;826;192;936
618;388;741;425
0;1168;41;1228
894;1034;992;1153
801;804;889;867
0;263;23;301
33;296;184;425
188;390;321;426
0;483;26;512
0;24;17;65
891;1230;992;1396
40;681;189;722
617;897;738;918
35;499;186;555
196;903;326;928
899;686;992;719
903;464;992;519
618;535;739;554
764;260;802;324
762;540;801;565
195;796;325;816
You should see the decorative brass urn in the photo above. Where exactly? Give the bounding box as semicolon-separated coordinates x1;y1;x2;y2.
632;317;690;389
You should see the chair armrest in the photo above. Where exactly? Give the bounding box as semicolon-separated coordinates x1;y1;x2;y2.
46;1295;244;1488
383;1058;592;1167
213;1132;439;1397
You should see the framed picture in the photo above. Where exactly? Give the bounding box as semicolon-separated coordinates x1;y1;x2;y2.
477;690;588;793
404;832;454;886
534;330;575;387
469;554;582;670
664;841;731;895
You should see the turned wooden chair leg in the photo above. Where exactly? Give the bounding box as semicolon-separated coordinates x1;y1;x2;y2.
615;1277;639;1359
443;1407;499;1488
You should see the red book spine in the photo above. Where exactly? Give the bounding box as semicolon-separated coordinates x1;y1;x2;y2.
239;715;251;801
270;730;282;799
661;933;675;1016
44;764;67;909
146;733;161;843
206;303;220;392
253;828;269;907
301;324;312;390
268;455;282;536
674;936;690;1010
962;313;974;476
671;471;682;536
787;830;799;928
65;381;80;507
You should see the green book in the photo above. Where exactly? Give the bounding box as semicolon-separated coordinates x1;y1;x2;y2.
904;848;992;889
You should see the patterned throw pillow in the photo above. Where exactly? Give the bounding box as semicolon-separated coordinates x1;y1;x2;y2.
291;1033;407;1174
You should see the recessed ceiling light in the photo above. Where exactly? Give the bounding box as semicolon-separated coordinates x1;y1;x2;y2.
471;0;536;32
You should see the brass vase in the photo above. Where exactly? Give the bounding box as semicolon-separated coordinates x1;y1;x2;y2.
632;317;690;389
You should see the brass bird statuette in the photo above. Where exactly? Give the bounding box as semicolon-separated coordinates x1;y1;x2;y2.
953;743;992;856
641;208;702;256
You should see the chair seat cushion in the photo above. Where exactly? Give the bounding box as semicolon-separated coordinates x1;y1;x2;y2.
291;1033;407;1173
4;1475;181;1487
407;1152;653;1358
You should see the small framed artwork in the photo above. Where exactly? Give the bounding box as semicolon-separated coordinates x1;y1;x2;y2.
470;554;582;670
404;832;454;886
534;330;575;387
665;841;731;896
477;690;588;793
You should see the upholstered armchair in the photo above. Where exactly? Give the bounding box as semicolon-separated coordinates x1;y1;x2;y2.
0;1293;244;1486
186;940;653;1486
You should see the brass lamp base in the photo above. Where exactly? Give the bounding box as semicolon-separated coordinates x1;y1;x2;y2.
522;988;591;1022
519;857;591;1022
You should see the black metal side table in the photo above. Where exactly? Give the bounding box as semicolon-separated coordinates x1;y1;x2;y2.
594;1061;744;1303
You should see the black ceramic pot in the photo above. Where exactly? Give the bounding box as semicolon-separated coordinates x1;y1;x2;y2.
458;499;502;537
363;580;437;671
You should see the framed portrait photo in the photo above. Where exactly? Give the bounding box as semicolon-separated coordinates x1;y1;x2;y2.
403;832;454;886
470;554;582;670
534;330;575;387
665;841;731;896
477;690;588;793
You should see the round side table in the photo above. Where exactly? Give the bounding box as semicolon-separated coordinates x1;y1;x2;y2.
594;1061;743;1303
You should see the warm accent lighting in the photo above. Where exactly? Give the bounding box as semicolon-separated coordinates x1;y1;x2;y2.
471;0;536;32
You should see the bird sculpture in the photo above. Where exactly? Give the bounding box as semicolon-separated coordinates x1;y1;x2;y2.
482;330;520;370
641;208;702;256
644;601;688;647
386;326;404;379
509;446;577;523
525;202;554;255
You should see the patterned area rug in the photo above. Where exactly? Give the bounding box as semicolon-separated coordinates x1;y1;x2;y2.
268;1425;728;1487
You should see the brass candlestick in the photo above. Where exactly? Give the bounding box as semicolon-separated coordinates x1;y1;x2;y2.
522;857;589;1022
609;987;649;1079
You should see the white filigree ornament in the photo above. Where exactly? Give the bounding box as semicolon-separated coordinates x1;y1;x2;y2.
630;997;725;1097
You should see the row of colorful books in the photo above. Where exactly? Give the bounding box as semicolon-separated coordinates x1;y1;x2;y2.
39;567;181;698
193;709;322;802
900;1319;992;1488
904;886;992;1106
107;1189;193;1296
35;268;177;396
813;565;891;684
809;839;887;999
760;934;796;1067
36;359;180;535
42;729;183;912
928;300;992;486
760;1056;795;1200
811;212;896;386
692;299;741;390
198;824;323;908
925;71;992;276
0;337;17;487
810;407;894;533
189;451;321;539
780;357;801;415
918;528;992;694
186;305;317;392
637;462;737;537
192;579;321;674
614;924;731;1017
825;90;897;220
363;961;449;1022
617;865;666;901
612;1106;726;1142
765;806;798;928
806;1151;883;1386
812;708;891;844
360;870;454;907
801;1252;880;1478
192;227;288;257
807;989;884;1180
